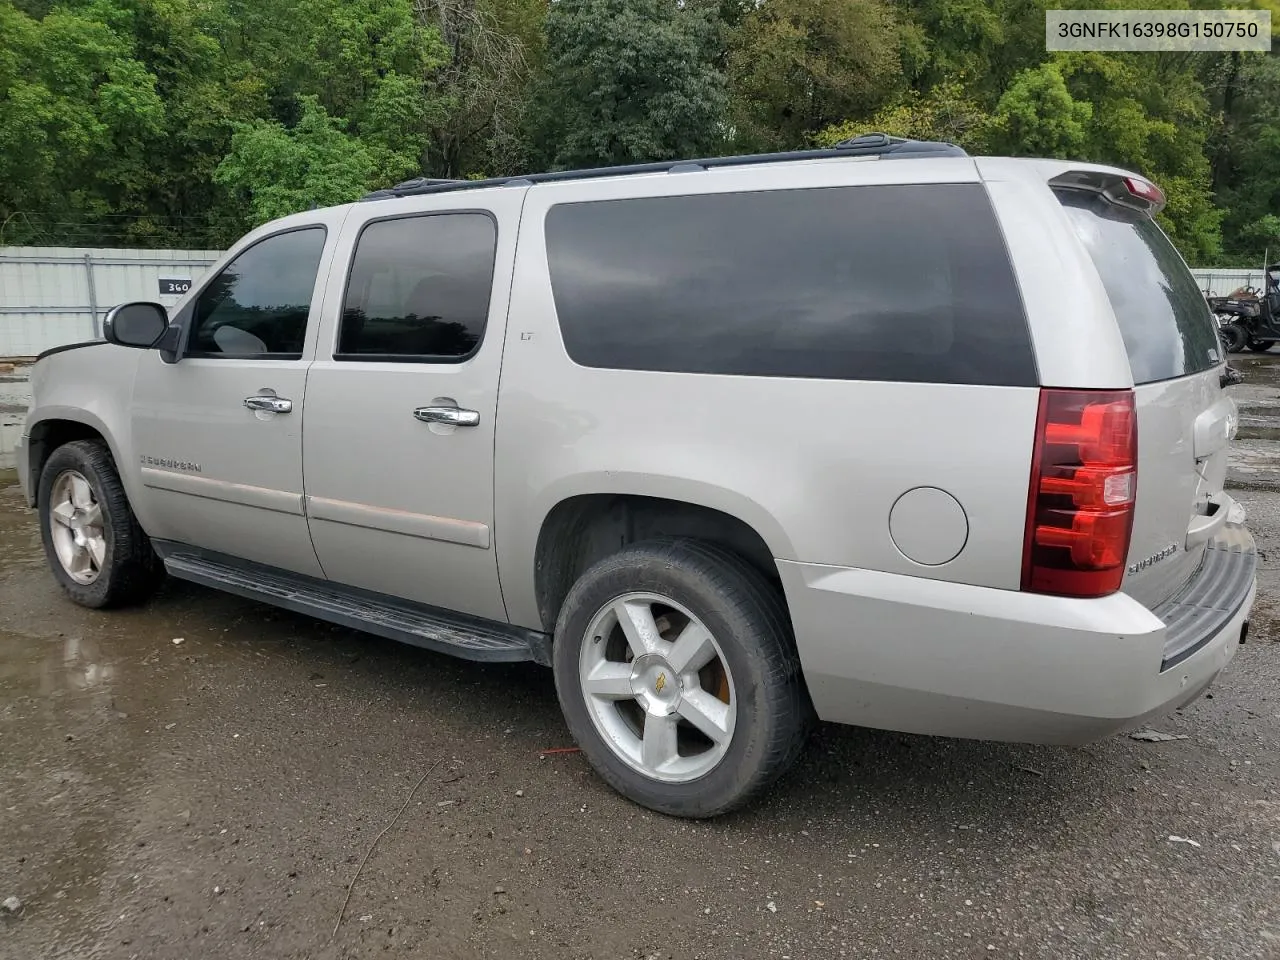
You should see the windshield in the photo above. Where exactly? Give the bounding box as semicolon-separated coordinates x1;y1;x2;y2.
1055;188;1222;384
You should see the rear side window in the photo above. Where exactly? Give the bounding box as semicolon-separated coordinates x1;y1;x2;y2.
544;184;1036;386
1055;189;1221;384
337;213;497;361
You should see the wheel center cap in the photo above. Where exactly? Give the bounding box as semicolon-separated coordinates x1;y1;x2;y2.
630;655;681;714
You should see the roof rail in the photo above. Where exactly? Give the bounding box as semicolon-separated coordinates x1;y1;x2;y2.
360;134;967;201
385;177;466;190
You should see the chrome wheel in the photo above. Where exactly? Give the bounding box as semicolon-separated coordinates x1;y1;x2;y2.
48;470;106;585
579;592;736;783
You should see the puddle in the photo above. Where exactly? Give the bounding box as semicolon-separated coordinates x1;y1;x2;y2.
0;476;168;953
0;625;133;947
0;480;41;571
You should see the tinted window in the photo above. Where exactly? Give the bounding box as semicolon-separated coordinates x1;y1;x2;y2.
544;184;1035;386
1056;189;1221;384
338;213;497;360
189;228;326;358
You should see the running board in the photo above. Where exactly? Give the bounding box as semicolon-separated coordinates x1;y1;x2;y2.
160;549;549;665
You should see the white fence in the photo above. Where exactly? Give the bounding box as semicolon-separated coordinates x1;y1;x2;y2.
0;245;1272;359
1190;267;1273;299
0;246;221;357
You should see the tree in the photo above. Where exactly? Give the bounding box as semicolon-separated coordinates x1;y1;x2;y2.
213;97;376;224
1056;50;1223;263
727;0;903;150
534;0;727;169
0;0;166;244
414;0;543;178
816;77;995;152
225;0;452;183
992;62;1091;157
1210;51;1280;263
892;0;1049;100
0;0;1275;259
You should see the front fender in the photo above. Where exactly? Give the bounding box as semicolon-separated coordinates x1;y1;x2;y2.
22;345;148;524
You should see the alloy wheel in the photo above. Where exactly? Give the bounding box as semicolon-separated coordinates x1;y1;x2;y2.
47;470;107;585
578;592;736;783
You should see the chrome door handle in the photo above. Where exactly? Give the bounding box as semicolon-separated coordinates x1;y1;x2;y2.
413;406;480;427
243;395;293;414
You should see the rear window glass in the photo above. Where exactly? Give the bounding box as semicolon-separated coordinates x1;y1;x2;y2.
1055;189;1221;384
544;184;1037;386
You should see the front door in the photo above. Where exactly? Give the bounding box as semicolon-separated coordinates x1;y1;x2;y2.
301;193;524;622
131;221;340;576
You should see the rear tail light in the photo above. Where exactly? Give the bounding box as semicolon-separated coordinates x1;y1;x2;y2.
1047;171;1167;216
1022;389;1137;598
1123;176;1165;207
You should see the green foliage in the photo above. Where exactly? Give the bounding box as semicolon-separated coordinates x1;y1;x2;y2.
0;0;166;243
1212;52;1280;263
0;0;1277;264
815;78;995;152
534;0;727;169
992;62;1091;157
421;0;543;178
894;0;1050;99
728;0;903;150
213;96;375;224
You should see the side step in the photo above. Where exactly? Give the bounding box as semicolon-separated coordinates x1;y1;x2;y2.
161;550;549;665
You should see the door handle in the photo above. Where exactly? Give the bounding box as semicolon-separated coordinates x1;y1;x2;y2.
413;406;479;427
243;395;293;414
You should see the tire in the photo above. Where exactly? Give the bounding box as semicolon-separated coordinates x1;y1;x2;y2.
1248;339;1274;353
552;538;813;818
1220;323;1248;353
38;439;163;609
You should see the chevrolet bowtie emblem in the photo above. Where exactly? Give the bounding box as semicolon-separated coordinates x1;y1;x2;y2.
654;672;667;694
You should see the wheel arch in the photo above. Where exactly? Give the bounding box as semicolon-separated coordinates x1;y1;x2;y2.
529;489;791;635
25;412;120;508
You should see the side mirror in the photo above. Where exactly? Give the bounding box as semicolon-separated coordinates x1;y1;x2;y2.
103;302;169;349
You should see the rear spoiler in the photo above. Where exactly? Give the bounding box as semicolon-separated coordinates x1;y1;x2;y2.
1048;169;1166;217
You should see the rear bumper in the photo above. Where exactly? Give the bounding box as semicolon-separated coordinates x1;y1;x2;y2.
779;524;1255;745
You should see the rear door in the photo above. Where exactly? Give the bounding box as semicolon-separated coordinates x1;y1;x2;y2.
1053;186;1235;609
301;191;523;623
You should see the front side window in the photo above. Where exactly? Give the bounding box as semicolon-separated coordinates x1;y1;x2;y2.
337;213;497;361
188;227;327;358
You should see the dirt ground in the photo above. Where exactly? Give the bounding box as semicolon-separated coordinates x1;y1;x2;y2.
1;358;1279;960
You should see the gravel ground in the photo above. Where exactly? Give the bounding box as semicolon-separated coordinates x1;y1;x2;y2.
0;358;1278;960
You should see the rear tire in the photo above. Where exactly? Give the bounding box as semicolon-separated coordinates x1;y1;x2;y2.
1248;339;1274;353
552;538;813;818
1220;323;1248;353
38;440;164;609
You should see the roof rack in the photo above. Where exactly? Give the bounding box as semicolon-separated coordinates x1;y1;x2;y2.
360;133;967;201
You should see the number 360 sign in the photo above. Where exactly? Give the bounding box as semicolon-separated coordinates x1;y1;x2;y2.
159;278;192;296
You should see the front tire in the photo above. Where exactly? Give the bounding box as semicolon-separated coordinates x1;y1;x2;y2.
552;539;812;818
1248;338;1274;353
38;440;163;608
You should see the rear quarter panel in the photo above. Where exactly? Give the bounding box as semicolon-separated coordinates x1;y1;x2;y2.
494;160;1043;630
977;159;1133;390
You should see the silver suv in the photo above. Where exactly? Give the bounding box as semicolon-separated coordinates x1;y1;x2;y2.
15;136;1256;817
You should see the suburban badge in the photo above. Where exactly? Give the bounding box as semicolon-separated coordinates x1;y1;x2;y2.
1128;543;1179;575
